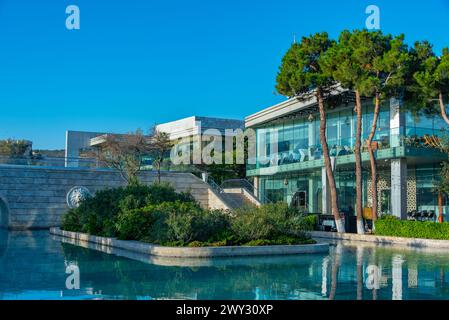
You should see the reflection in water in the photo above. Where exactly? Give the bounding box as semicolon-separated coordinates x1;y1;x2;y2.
2;231;449;300
392;255;405;300
329;243;342;300
408;263;418;288
356;246;364;300
365;265;381;290
321;257;329;297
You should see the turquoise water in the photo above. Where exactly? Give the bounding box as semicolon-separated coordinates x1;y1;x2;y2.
1;230;449;300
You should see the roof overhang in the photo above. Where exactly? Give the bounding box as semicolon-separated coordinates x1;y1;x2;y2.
245;86;348;128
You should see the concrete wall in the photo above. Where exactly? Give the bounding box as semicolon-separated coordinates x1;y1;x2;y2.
0;165;229;230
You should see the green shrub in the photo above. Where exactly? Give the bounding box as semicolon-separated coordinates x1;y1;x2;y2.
61;182;196;237
231;202;311;242
116;207;156;240
147;203;230;244
61;208;82;232
187;241;203;247
62;185;316;247
144;182;195;204
243;235;315;246
302;214;318;231
375;219;449;240
144;201;203;243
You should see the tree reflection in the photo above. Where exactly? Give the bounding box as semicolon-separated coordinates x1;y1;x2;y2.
329;243;342;300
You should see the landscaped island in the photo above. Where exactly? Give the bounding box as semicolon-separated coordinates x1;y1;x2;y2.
61;183;317;248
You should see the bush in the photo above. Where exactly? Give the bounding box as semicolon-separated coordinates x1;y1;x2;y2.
62;186;315;247
61;208;82;232
145;182;195;204
231;202;311;242
61;182;197;237
302;214;318;231
375;218;449;240
116;207;156;240
145;202;230;244
244;235;315;246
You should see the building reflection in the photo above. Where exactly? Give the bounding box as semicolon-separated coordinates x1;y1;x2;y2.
392;254;405;300
6;230;449;300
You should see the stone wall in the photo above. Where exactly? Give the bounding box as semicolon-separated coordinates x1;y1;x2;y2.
0;165;229;230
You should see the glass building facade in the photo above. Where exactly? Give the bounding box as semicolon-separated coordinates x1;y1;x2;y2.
246;96;448;221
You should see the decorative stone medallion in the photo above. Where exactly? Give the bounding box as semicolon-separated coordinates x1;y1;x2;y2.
66;186;92;209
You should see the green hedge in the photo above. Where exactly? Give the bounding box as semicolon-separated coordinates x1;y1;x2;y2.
375;215;449;240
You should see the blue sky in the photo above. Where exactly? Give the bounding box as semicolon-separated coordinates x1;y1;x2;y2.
0;0;448;149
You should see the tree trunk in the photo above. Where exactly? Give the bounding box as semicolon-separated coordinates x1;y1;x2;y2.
317;89;345;233
367;93;381;224
439;191;444;223
439;92;449;126
355;91;364;234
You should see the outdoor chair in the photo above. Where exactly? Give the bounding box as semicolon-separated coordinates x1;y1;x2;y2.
422;210;429;221
415;211;423;221
428;211;435;222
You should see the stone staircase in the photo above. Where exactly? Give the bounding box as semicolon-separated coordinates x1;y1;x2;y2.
220;190;256;209
205;178;261;210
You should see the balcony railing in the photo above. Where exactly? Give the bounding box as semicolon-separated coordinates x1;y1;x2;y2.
247;132;443;170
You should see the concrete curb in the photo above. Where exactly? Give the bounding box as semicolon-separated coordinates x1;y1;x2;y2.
50;228;329;258
310;231;449;249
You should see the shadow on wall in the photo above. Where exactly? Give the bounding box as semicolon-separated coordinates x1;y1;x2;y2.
0;196;9;229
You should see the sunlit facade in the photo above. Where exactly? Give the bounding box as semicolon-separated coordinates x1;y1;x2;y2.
246;92;448;222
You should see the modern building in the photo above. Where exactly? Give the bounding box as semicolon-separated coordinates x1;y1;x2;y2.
155;116;244;141
245;91;448;221
65;116;244;168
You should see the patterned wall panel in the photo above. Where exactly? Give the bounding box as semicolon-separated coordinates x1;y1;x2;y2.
367;171;416;214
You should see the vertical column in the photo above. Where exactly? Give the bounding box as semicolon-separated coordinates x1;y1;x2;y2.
308;121;316;160
253;176;259;199
390;97;407;220
391;158;407;220
308;176;316;213
390;97;405;148
321;157;336;214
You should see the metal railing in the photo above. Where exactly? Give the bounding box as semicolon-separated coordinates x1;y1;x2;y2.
220;178;254;193
206;177;243;209
0;155;100;169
